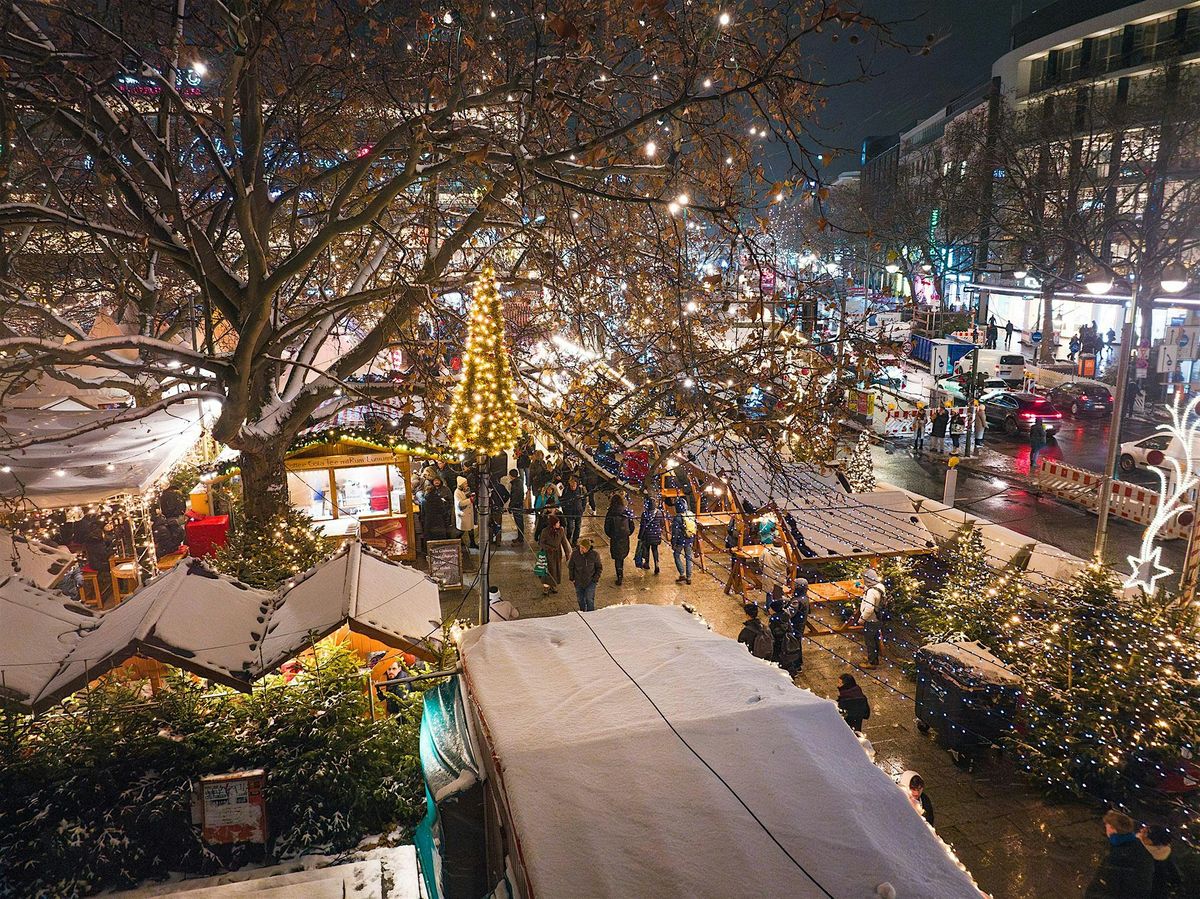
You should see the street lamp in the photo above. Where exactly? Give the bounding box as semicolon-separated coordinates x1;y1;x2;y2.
1084;265;1113;295
1161;261;1189;294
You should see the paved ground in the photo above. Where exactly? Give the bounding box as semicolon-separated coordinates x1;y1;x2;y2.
436;505;1108;899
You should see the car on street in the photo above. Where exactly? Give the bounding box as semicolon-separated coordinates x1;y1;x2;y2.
983;391;1062;436
1119;433;1200;472
870;365;907;390
1046;382;1114;417
936;375;1009;405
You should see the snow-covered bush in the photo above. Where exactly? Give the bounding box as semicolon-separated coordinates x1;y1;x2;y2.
0;644;425;896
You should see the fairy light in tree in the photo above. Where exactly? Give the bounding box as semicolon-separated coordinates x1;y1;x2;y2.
445;261;521;456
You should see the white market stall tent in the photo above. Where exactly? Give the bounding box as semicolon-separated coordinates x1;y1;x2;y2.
0;529;77;589
2;542;443;712
436;606;983;898
0;576;98;706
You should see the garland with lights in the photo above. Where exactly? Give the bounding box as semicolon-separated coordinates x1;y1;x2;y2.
843;431;876;493
445;261;521;456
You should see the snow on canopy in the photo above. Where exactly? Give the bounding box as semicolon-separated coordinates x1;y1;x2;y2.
922;640;1023;686
685;439;936;559
3;542;442;712
458;606;983;898
0;529;77;589
0;576;97;706
0;406;203;508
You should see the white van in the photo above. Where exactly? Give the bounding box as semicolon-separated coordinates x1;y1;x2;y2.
1119;433;1200;472
955;348;1026;384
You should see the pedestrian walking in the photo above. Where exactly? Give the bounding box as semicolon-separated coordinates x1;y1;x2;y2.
1085;810;1154;899
836;673;870;732
634;494;665;574
1029;419;1047;471
787;578;810;670
568;537;603;612
559;475;585;545
948;409;964;452
900;772;936;826
1138;825;1189;899
1106;328;1117;356
1004;320;1014;349
912;402;928;454
454;477;477;551
859;578;887;667
986;321;998;350
532;482;558;541
507;468;527;543
537;512;570;595
973;401;987;447
930;407;948;452
767;593;801;676
737;602;774;659
1069;335;1081;362
420;478;454;548
670;499;695;585
603;493;635;585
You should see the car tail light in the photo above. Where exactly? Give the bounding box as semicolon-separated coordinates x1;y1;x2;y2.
1020;412;1035;420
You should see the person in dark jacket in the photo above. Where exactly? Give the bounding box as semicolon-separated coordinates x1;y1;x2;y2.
1085;810;1155;899
767;594;801;676
1029;419;1048;471
151;513;186;557
930;406;949;452
634;495;665;574
559;475;585;545
420;479;455;544
903;772;935;826
568;537;603;612
1138;825;1189;899
737;603;772;657
507;469;527;543
670;499;694;585
837;673;870;732
603;493;635;585
787;578;810;670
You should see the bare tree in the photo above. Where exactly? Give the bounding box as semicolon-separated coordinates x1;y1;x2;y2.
0;0;912;526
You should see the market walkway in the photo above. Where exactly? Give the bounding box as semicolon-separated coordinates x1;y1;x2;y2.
435;505;1105;899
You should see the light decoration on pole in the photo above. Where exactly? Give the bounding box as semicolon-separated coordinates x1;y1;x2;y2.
446;261;521;456
1124;392;1200;594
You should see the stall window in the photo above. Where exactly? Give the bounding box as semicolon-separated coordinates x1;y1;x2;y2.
334;465;391;518
288;470;334;521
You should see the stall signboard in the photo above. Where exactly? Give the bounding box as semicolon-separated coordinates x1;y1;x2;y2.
427;539;464;588
360;515;411;557
847;388;875;417
199;770;267;845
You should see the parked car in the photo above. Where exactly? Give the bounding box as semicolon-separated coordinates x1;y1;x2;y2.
1119;433;1200;472
871;365;907;390
954;349;1027;384
983;391;1062;436
937;375;1009;405
1046;382;1114;417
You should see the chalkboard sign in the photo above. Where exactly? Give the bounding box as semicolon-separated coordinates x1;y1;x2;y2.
426;539;464;588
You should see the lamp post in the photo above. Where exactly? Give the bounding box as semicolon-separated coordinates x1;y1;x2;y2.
1094;263;1189;558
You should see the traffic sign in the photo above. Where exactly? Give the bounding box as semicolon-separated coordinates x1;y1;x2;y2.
1031;331;1042;344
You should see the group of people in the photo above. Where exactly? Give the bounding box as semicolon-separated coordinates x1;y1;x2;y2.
1068;321;1116;362
912;403;987;455
1086;810;1195;898
736;579;811;676
976;316;1015;350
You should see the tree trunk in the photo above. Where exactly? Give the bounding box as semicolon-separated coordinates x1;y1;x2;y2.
238;447;289;531
1039;286;1055;364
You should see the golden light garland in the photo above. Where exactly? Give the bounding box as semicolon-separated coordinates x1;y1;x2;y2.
445;261;521;456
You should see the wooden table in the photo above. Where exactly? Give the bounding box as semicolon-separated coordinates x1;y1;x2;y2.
806;579;866;635
694;511;732;573
723;543;770;596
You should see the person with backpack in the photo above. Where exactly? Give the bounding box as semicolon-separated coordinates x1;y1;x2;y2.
737;602;774;660
603;493;635;585
859;578;887;667
930;406;949;452
837;673;870;732
670;498;695;585
787;578;810;671
767;594;801;676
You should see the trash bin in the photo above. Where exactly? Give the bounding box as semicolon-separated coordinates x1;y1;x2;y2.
915;641;1021;760
1077;353;1097;377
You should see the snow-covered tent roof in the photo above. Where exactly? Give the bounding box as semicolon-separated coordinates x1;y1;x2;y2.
0;406;203;507
921;640;1023;686
0;577;97;705
458;606;983;898
0;529;77;589
6;364;134;411
4;543;443;712
685;440;935;559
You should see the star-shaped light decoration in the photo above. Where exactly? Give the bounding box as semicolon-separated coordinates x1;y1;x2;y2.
1125;546;1173;594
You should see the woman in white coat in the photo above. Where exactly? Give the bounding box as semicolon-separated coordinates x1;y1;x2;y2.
454;477;478;551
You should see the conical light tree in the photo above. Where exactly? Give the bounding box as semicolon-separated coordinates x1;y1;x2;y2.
446;262;521;455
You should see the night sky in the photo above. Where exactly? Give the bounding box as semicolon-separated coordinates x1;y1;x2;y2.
801;0;1051;175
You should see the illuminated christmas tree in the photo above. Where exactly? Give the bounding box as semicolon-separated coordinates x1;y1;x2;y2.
446;261;521;455
844;431;876;492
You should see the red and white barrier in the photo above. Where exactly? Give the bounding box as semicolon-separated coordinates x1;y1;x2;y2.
1035;458;1190;538
882;408;924;437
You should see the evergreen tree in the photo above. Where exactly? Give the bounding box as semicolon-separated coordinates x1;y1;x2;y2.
845;431;876;492
211;508;331;588
1012;561;1200;802
914;526;993;642
446;261;521;456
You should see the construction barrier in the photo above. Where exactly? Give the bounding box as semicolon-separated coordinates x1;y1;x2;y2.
1035;458;1191;539
882;407;922;437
